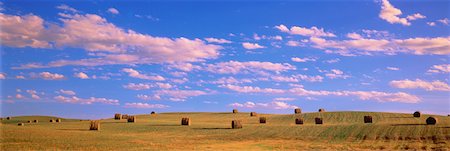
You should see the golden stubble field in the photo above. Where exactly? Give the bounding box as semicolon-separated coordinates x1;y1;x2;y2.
1;111;449;150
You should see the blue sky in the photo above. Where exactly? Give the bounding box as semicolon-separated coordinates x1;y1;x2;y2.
0;0;449;119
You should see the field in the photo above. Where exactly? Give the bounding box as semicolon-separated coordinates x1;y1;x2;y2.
1;111;450;150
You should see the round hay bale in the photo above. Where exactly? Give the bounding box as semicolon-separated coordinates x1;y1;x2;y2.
6;117;11;120
49;119;55;122
426;117;437;125
318;108;325;112
250;112;257;117
90;120;100;130
231;120;242;129
259;117;266;124
413;111;421;117
315;117;323;124
151;111;156;115
181;117;190;126
232;109;238;114
56;119;61;123
33;120;38;123
27;120;32;123
18;123;24;126
114;113;121;120
127;116;136;123
295;118;304;125
364;116;373;123
294;108;302;114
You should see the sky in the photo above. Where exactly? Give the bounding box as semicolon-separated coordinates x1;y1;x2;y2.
0;0;449;119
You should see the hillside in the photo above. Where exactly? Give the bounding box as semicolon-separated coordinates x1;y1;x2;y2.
1;111;449;150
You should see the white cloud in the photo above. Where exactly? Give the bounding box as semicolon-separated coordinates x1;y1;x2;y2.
15;75;25;79
0;73;5;79
273;97;296;101
26;90;41;100
437;18;449;25
122;68;165;81
222;84;419;103
123;83;152;90
309;36;450;56
269;74;323;83
56;4;78;13
169;63;201;72
36;72;65;80
324;58;340;64
154;89;208;101
379;0;410;26
347;33;363;39
427;64;450;73
137;94;161;100
386;67;400;71
74;72;89;79
124;103;169;109
4;13;222;69
229;101;297;109
427;22;436;26
325;69;350;79
54;95;119;105
107;8;119;14
242;42;266;49
156;82;172;89
291;57;316;62
59;89;76;95
15;94;24;99
275;24;335;37
210;77;254;84
204;38;232;44
205;61;296;74
220;84;285;93
390;79;450;91
406;13;426;21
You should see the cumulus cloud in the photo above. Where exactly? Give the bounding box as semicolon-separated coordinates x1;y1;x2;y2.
168;63;201;72
56;4;78;13
275;24;335;37
291;57;316;62
137;94;161;100
26;90;41;100
390;79;450;91
308;36;450;56
204;38;232;44
325;69;350;79
205;61;296;74
379;0;425;26
124;102;169;109
210;77;254;84
54;95;119;105
59;89;76;95
123;83;152;90
229;101;297;109
74;72;89;79
269;74;323;82
222;84;419;103
379;0;410;26
0;13;51;48
107;8;119;14
427;64;450;73
273;97;296;101
153;89;209;101
15;75;25;79
122;68;165;81
437;18;449;25
35;72;65;80
0;73;5;79
386;67;400;71
4;12;222;69
242;42;265;49
220;84;285;93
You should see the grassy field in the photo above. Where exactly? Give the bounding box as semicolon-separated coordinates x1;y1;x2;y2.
1;111;449;150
